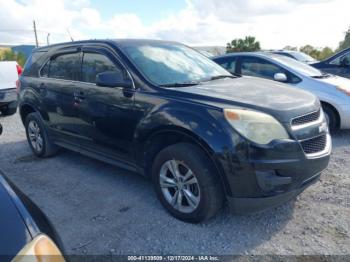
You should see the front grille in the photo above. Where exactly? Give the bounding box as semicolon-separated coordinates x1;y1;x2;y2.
300;134;327;154
292;110;321;126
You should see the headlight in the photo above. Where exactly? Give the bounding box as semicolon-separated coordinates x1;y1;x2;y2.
224;109;289;144
13;234;65;262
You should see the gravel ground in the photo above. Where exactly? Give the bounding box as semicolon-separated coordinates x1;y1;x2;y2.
0;113;349;256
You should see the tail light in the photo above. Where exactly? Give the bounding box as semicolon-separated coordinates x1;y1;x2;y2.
16;64;23;76
16;79;21;94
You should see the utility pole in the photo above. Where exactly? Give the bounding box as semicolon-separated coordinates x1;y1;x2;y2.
46;33;50;46
33;20;39;47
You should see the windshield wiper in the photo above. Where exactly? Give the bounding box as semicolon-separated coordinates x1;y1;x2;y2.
160;81;199;87
210;75;237;81
312;73;332;79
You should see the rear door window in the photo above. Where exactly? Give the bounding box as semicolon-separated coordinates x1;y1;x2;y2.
45;53;81;80
81;53;122;84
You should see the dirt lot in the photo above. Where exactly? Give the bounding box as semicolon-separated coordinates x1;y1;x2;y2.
0;113;349;255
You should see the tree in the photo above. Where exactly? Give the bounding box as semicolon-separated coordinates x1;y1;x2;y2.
283;46;298;51
318;47;334;60
338;26;350;51
0;49;26;66
299;45;334;60
226;36;261;53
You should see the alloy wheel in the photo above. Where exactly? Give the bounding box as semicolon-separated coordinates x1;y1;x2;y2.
159;160;200;213
28;120;43;153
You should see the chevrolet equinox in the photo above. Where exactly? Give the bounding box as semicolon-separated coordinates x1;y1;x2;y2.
18;40;331;223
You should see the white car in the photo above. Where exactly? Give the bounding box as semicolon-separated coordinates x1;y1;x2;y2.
212;52;350;130
0;61;20;116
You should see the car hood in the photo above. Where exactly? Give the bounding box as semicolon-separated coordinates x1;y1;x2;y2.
171;77;319;123
315;75;350;92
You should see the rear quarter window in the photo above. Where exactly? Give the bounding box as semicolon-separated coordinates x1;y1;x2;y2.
22;51;47;77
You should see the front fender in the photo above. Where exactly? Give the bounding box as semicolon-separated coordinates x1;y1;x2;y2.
134;103;236;155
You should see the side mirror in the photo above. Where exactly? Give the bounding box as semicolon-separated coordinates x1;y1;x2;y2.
96;71;132;88
274;73;288;82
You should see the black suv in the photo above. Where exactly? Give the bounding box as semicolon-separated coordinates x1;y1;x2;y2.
18;40;331;223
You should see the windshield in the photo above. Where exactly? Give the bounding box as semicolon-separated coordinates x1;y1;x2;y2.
272;55;322;77
290;51;316;63
120;42;230;86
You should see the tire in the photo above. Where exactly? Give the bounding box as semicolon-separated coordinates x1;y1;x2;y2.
152;143;224;223
24;112;58;157
322;104;338;130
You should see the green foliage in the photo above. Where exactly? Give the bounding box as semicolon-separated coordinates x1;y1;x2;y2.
226;36;261;53
338;26;350;51
299;45;334;61
283;46;298;51
0;49;26;66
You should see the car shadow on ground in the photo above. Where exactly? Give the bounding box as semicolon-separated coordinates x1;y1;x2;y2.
331;130;350;149
1;139;297;254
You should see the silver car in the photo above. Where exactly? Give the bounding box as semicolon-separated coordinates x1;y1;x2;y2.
212;52;350;129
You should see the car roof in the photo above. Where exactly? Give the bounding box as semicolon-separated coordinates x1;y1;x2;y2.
34;39;181;52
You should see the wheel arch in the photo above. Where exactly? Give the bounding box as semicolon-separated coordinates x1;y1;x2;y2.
137;125;232;196
320;100;341;129
19;103;36;124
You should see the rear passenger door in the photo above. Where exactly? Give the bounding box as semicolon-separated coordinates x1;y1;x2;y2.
75;47;137;162
39;50;87;142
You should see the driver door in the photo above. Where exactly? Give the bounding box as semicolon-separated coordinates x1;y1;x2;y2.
74;47;137;163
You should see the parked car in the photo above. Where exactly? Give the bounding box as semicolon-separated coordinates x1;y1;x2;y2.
0;172;64;262
18;40;331;223
312;47;350;79
266;50;317;64
212;52;350;130
0;61;21;116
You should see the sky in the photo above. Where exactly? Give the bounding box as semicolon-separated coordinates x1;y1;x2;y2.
0;0;349;49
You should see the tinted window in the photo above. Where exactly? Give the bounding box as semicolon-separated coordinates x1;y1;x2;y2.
331;52;350;66
214;57;236;73
40;61;49;77
241;57;282;80
23;51;46;77
49;53;80;80
81;53;122;83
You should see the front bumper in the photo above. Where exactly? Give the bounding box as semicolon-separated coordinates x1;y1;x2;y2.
228;173;320;214
220;133;331;214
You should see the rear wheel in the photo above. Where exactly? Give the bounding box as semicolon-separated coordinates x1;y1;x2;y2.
24;112;58;157
322;104;338;130
152;143;224;223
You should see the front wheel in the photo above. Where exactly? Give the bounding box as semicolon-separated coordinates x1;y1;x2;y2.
152;143;224;223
